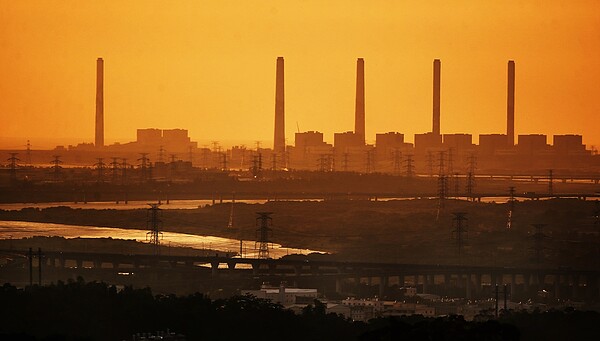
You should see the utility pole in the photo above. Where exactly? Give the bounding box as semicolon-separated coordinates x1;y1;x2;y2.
38;247;42;286
548;169;554;197
227;193;235;229
28;247;33;286
147;203;163;256
506;186;516;229
494;284;509;317
255;212;273;259
594;200;600;229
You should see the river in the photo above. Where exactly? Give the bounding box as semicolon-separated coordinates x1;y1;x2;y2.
0;220;322;259
0;198;329;211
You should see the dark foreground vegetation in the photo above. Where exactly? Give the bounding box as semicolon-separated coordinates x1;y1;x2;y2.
0;280;598;341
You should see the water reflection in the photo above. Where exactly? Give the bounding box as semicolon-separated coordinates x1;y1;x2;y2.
0;220;322;259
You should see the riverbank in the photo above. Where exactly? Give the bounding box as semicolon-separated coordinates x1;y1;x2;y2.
1;198;598;268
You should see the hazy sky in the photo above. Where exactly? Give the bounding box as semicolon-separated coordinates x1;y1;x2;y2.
1;1;599;149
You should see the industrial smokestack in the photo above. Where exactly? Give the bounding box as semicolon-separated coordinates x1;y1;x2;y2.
274;57;285;156
95;57;104;148
507;60;515;146
432;59;441;136
354;58;365;144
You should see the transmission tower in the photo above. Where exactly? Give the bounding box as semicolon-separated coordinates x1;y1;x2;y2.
453;172;460;198
466;153;477;201
7;153;20;183
451;212;468;259
318;154;331;172
427;151;434;177
51;155;62;180
365;150;373;173
221;152;228;171
548;169;554;196
95;158;105;182
146;203;163;256
138;153;149;181
25;140;32;165
594;200;600;229
392;149;402;175
110;157;120;183
251;154;262;178
271;153;277;171
530;223;548;264
437;151;447;212
404;154;414;178
158;146;165;163
121;158;128;185
227;193;235;229
447;148;454;175
506;186;516;229
342;152;349;172
255;212;273;259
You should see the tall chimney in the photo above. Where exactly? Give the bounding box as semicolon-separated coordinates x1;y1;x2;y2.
274;57;285;156
354;58;365;144
432;59;441;136
507;60;515;146
95;58;104;148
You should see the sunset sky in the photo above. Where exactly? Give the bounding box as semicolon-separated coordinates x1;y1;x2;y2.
1;1;599;149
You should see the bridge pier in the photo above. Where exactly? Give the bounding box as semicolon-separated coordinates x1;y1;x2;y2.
379;276;388;298
211;262;219;277
523;273;531;295
510;274;517;299
335;278;342;294
422;274;433;294
554;274;561;298
573;275;581;299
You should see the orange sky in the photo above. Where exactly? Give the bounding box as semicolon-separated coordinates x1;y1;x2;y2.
1;1;599;150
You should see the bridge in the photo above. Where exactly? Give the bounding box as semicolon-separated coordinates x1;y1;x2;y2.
1;249;598;300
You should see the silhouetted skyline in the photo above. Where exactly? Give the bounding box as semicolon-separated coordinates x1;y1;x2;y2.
1;2;599;149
